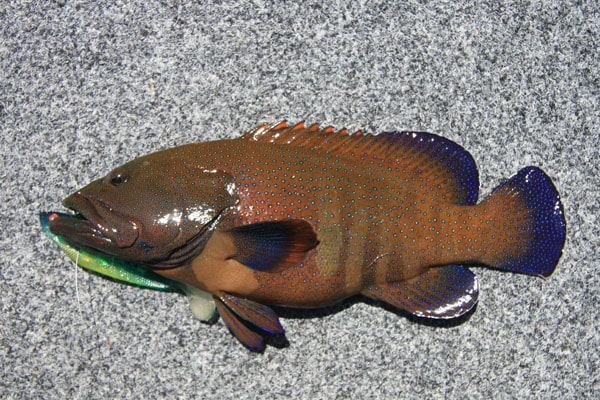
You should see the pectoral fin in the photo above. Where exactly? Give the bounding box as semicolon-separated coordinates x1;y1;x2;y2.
363;265;479;319
225;219;318;272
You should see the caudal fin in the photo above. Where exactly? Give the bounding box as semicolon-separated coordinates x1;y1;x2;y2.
481;167;566;277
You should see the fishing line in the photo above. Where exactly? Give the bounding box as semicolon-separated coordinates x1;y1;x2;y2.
74;249;83;318
72;249;104;343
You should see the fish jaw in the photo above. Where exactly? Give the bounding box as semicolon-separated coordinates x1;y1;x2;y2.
49;192;140;256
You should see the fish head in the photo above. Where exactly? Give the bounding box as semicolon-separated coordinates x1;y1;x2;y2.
49;150;237;268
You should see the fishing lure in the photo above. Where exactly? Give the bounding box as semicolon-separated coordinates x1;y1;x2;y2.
44;121;566;350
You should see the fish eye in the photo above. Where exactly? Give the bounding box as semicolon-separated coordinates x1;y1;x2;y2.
110;173;127;186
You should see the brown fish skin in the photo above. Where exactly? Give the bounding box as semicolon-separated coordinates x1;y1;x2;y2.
153;129;534;307
150;137;453;304
154;123;559;302
49;121;566;350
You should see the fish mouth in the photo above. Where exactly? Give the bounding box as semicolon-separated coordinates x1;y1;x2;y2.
49;192;139;254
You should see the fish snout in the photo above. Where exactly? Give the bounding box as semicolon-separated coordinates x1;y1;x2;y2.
62;192;139;249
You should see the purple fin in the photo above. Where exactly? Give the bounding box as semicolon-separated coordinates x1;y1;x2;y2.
218;293;284;334
482;166;566;277
373;132;479;205
363;265;479;319
214;296;265;351
226;219;318;272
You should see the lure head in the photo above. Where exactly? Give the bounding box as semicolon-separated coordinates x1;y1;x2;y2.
49;148;238;268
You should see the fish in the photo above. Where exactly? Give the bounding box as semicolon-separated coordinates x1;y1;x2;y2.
45;121;566;351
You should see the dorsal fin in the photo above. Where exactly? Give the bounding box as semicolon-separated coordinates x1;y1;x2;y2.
242;121;479;205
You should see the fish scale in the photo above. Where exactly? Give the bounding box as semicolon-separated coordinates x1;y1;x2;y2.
45;121;566;351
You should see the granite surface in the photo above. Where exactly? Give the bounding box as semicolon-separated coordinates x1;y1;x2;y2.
1;1;598;398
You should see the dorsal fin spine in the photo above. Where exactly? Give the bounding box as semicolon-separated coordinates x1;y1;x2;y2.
292;121;305;131
272;120;288;130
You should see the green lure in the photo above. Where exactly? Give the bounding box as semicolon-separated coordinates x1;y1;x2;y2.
40;212;177;291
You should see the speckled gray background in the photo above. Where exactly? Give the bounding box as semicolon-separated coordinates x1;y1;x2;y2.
1;1;598;399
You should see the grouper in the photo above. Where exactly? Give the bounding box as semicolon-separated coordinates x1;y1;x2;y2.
45;121;566;350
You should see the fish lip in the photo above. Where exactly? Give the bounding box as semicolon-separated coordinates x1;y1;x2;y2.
48;206;109;250
62;192;104;227
49;192;121;250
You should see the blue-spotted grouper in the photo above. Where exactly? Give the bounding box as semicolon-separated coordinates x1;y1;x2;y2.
47;121;566;350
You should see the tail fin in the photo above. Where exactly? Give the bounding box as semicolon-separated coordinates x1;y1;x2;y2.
480;167;566;277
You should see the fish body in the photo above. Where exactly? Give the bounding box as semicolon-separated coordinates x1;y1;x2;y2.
48;122;566;350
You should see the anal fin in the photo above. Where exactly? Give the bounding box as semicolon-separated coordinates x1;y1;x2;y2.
363;265;479;319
